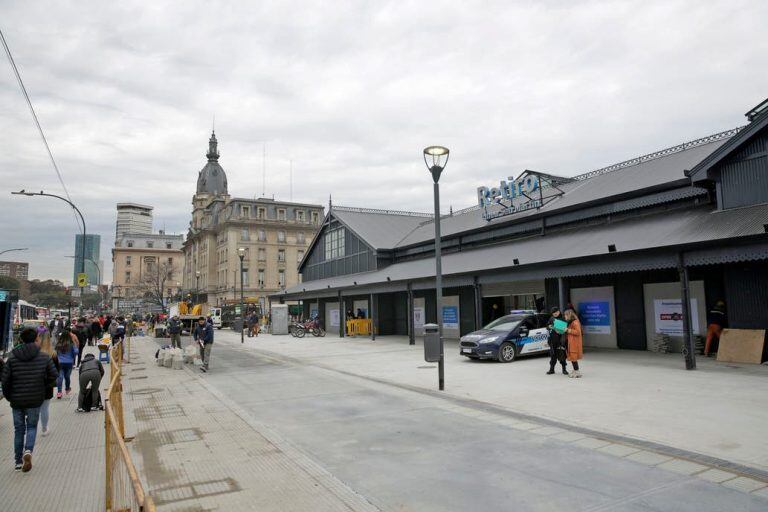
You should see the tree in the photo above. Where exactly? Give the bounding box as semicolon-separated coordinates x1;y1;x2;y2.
0;276;20;291
134;259;176;313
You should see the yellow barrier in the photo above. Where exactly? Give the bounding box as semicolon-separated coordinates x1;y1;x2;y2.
346;319;373;336
105;339;156;512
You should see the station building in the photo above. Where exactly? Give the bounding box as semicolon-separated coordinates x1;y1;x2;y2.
274;100;768;364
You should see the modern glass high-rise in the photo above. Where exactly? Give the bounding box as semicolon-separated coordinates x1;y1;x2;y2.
73;234;101;287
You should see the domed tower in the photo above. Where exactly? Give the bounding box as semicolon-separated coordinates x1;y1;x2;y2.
192;131;229;229
197;131;228;196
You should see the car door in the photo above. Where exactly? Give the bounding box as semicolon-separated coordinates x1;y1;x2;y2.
518;315;551;354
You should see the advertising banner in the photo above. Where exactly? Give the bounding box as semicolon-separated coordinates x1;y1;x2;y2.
329;309;340;327
413;307;425;329
653;299;700;335
442;306;459;330
578;301;611;334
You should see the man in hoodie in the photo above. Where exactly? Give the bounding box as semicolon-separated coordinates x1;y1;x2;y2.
77;353;105;412
1;327;58;472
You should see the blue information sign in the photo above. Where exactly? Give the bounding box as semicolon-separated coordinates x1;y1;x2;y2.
442;306;459;330
578;301;611;334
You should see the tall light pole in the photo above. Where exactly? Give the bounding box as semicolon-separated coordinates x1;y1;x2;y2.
238;247;245;344
0;248;28;257
424;146;449;391
195;271;201;305
65;255;102;311
12;190;87;312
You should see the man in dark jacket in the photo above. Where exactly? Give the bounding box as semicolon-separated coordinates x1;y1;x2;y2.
77;353;105;412
1;327;58;472
546;307;568;375
168;315;182;349
193;316;214;372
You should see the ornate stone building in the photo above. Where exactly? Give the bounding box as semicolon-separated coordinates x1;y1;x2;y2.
182;132;324;311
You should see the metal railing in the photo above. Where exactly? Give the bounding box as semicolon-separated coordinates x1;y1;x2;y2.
105;339;156;512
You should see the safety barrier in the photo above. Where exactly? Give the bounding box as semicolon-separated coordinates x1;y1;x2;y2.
105;339;156;511
346;319;373;336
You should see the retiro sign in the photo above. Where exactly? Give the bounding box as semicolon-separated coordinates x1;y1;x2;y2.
477;170;568;221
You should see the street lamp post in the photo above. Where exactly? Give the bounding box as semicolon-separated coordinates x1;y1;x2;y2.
65;255;102;312
238;247;245;344
423;146;449;391
12;190;87;313
0;248;28;256
195;271;201;305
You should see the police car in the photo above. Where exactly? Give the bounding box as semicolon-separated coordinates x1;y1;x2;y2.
459;310;551;362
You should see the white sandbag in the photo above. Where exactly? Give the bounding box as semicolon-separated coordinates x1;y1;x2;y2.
172;353;183;370
163;349;173;368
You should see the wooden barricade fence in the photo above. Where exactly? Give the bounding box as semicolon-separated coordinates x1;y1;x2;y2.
346;319;373;336
105;338;156;512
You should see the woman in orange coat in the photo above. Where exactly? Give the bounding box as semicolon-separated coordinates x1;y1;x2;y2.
564;309;583;378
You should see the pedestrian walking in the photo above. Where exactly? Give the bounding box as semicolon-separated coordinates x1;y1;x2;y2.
38;334;60;436
546;307;568;375
704;300;728;357
1;327;58;472
55;327;79;398
77;353;104;412
90;317;102;346
247;312;259;337
73;318;89;368
168;315;183;349
193;316;214;373
564;309;583;378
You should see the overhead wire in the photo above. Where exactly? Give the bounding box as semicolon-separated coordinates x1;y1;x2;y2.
0;26;83;233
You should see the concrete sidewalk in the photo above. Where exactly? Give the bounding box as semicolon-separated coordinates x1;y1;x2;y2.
0;346;106;512
123;336;379;511
212;331;768;474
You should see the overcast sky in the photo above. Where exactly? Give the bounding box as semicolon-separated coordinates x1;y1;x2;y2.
1;1;766;285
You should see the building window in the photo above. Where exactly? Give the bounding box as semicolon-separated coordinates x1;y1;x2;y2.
0;265;9;276
125;271;131;283
278;230;286;243
297;232;305;244
166;242;172;249
241;228;250;241
167;257;173;265
258;229;266;241
297;250;304;261
241;205;251;218
296;210;305;222
147;241;154;248
258;248;266;261
126;256;132;266
258;269;265;287
324;228;345;260
277;209;286;221
278;249;285;262
311;211;319;224
127;241;134;248
257;207;266;219
242;269;249;286
278;270;285;287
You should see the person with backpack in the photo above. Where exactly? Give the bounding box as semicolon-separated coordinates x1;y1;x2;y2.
77;352;105;412
89;316;102;346
1;327;58;472
55;327;79;398
73;318;89;368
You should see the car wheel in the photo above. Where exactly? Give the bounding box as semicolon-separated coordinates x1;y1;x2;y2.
497;342;517;363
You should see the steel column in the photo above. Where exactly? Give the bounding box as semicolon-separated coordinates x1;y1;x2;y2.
678;254;696;370
407;282;415;345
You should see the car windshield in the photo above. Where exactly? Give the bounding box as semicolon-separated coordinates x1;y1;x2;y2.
483;315;526;332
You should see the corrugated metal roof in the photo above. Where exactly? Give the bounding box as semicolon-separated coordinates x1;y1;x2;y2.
331;208;428;249
395;138;729;248
280;203;768;296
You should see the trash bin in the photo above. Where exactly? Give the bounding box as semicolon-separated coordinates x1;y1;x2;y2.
423;323;442;362
232;318;244;332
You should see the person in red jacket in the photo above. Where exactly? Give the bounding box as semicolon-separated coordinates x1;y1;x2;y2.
564;309;583;378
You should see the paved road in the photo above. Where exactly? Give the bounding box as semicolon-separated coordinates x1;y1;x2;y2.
196;336;768;512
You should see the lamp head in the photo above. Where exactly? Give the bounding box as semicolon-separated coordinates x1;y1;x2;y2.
195;271;201;277
423;146;449;183
238;247;246;259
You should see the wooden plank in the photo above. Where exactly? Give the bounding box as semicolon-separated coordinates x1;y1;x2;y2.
716;328;766;364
